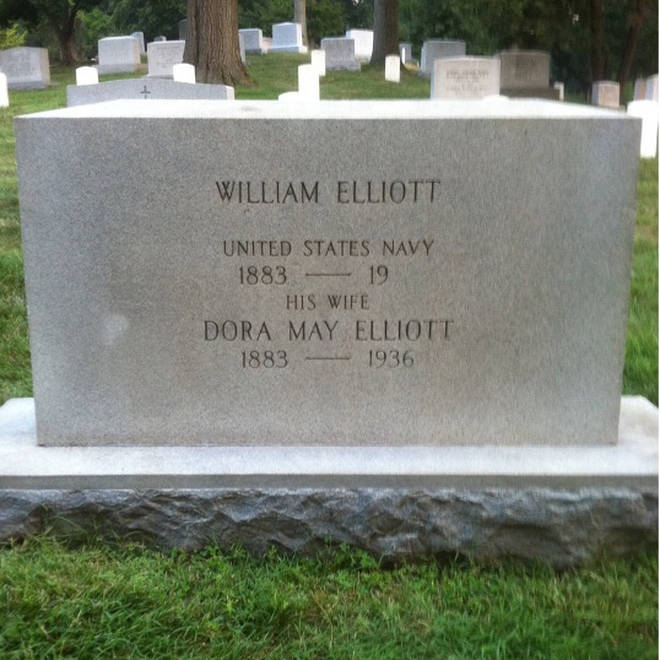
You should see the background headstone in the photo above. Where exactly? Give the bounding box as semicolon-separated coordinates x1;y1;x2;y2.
240;28;268;54
131;31;146;54
0;47;50;89
172;63;195;84
310;49;326;77
399;42;412;64
75;66;99;86
154;35;167;42
147;40;185;78
420;40;466;78
238;31;246;64
627;100;658;158
553;81;565;100
345;29;373;62
385;55;400;83
320;37;360;71
66;78;234;106
645;75;658;101
633;77;647;100
97;36;140;74
498;50;559;99
270;22;307;53
592;81;620;108
430;57;500;99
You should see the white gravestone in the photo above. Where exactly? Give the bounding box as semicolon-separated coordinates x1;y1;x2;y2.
97;36;140;74
399;42;412;64
431;57;500;99
131;32;146;54
385;55;400;83
76;66;99;86
240;28;268;54
14;99;641;448
320;38;360;71
0;47;50;89
271;22;307;53
553;82;565;101
311;49;326;77
420;40;466;78
66;79;234;106
147;40;185;78
627;100;658;158
0;73;8;107
592;81;620;109
645;75;658;101
298;64;319;100
172;63;195;84
345;29;373;62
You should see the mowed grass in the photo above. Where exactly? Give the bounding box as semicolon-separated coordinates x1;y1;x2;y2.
0;539;657;660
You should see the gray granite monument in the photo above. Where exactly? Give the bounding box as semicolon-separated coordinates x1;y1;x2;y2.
147;39;185;78
321;38;360;71
97;36;140;74
499;50;559;99
2;98;655;564
420;40;466;78
0;47;50;89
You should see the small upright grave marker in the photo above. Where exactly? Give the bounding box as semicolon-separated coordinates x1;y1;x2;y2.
385;55;400;83
76;66;98;86
172;63;195;84
592;81;620;109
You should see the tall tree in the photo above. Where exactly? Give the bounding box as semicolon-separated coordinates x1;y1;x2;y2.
294;0;308;47
370;0;398;65
589;0;605;80
618;0;649;87
183;0;250;85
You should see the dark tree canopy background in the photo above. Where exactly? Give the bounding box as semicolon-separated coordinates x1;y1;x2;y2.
0;0;655;94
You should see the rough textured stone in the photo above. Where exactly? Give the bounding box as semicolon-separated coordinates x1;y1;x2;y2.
0;488;655;567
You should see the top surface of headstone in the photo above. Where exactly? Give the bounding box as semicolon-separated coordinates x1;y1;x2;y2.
66;79;234;106
15;99;639;447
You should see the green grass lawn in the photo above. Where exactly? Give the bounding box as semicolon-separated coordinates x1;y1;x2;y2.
0;56;657;659
0;540;656;659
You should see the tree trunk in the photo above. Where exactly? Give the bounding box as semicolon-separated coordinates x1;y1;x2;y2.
183;0;250;86
589;0;605;81
294;0;308;48
618;0;648;89
371;0;399;66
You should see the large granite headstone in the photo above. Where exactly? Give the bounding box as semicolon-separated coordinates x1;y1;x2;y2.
0;47;50;89
97;36;140;74
430;57;500;99
66;79;234;106
420;40;466;78
270;22;307;53
15;99;640;448
320;38;360;71
147;40;185;78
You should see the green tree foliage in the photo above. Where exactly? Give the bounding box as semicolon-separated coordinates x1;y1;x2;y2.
0;21;26;49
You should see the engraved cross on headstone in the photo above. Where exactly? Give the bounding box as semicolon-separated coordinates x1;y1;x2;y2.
139;85;151;99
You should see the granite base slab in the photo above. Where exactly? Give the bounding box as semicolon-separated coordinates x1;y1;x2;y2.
0;396;656;566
